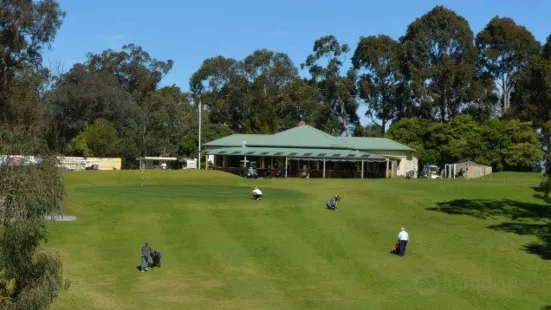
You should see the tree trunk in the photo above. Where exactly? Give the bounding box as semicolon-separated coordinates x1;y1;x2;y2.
501;76;511;112
503;88;513;112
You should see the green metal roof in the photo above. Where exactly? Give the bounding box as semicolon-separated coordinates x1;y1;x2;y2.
206;147;385;161
205;125;414;152
339;137;414;152
203;134;266;147
268;125;353;149
205;125;352;149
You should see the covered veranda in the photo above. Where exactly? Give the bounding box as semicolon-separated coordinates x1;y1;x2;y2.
207;147;393;178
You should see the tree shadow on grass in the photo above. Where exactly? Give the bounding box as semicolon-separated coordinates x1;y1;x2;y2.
532;184;551;204
427;199;551;221
427;198;551;260
487;222;551;260
534;193;551;204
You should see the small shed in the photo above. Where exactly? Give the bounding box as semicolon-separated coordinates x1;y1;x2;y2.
179;157;197;169
453;161;492;178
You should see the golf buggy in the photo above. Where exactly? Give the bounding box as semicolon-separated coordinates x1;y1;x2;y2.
427;165;440;179
420;165;440;179
240;161;258;178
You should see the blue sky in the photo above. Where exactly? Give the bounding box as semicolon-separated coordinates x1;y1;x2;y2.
44;0;550;125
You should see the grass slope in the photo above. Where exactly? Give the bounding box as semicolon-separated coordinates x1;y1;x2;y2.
48;170;551;309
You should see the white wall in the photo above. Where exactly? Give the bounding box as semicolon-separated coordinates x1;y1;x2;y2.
362;150;418;177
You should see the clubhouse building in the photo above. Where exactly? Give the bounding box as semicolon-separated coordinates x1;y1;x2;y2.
205;123;418;178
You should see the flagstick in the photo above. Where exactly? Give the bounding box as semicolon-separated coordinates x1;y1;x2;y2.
141;160;144;188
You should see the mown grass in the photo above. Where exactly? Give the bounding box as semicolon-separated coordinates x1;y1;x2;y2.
47;170;551;309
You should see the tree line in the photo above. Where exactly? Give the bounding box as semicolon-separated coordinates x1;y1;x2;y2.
41;6;550;175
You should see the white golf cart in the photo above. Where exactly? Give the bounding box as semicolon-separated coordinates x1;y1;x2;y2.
427;165;440;179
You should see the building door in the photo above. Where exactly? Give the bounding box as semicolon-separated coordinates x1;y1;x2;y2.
391;160;398;177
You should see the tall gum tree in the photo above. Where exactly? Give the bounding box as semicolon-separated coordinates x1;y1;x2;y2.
302;35;359;135
512;35;551;128
476;16;540;112
400;6;478;122
352;35;401;133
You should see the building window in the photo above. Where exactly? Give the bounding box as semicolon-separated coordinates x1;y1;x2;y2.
227;156;240;167
214;156;223;167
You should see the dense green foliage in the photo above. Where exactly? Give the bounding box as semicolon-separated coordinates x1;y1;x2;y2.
46;46;192;167
48;171;551;309
541;121;551;196
190;51;330;135
67;119;121;157
0;1;69;309
387;115;542;171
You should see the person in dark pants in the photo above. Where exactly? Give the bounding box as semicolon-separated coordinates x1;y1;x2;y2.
397;228;409;257
141;242;151;272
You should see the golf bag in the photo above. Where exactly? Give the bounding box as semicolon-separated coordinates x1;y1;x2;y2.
150;250;161;268
326;195;341;210
392;241;400;255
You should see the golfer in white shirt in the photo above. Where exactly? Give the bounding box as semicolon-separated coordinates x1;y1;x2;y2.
252;187;262;200
397;227;409;257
